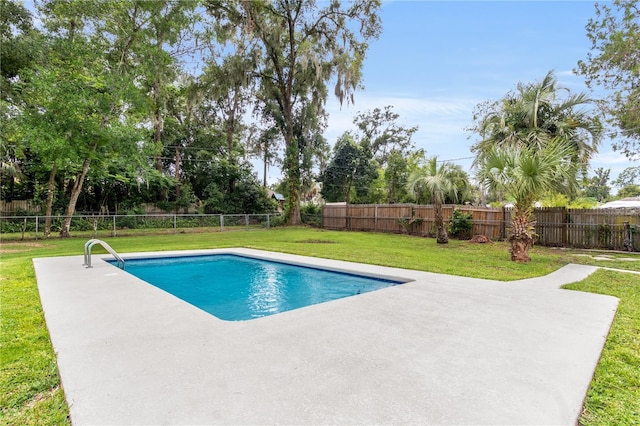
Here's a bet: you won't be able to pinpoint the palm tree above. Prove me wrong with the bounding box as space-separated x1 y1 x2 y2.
476 141 578 262
472 71 601 173
406 157 461 244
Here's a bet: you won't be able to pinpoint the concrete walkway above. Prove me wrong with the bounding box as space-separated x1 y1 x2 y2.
34 249 619 425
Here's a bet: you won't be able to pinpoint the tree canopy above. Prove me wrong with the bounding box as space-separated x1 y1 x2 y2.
470 71 602 175
206 0 382 224
319 132 378 204
1 0 384 234
353 105 417 167
577 0 640 160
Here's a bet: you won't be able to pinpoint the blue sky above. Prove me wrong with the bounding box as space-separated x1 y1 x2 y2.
317 0 636 192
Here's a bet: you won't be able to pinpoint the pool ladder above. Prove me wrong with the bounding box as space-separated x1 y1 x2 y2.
83 239 126 270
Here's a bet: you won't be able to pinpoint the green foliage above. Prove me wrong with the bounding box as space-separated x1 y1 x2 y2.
570 197 600 209
320 132 379 203
397 216 423 235
406 157 465 244
612 166 640 188
577 0 640 160
449 209 473 239
616 184 640 199
300 203 322 227
1 1 385 223
201 162 276 214
477 142 579 216
383 150 410 203
540 192 570 207
470 71 601 173
361 169 387 204
206 0 382 224
540 192 600 209
0 0 42 102
320 104 421 205
406 157 463 205
477 142 580 261
353 105 418 167
583 168 612 202
596 223 613 249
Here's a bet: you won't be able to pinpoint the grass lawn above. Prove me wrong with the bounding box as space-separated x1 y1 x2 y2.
1 227 638 425
564 270 640 426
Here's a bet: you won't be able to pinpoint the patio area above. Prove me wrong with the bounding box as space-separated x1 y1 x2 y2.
34 248 618 425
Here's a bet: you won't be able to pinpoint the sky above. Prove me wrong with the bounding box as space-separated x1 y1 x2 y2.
292 0 637 192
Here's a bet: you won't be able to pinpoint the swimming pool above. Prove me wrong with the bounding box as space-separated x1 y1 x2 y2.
116 254 406 321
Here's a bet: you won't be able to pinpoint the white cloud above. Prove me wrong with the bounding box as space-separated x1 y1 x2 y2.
592 151 635 166
556 70 576 77
324 94 478 164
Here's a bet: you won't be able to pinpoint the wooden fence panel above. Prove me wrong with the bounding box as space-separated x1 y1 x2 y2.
377 204 412 233
565 208 640 250
348 205 376 231
322 204 346 229
458 206 505 240
534 207 566 247
412 205 434 236
0 200 41 214
321 203 640 251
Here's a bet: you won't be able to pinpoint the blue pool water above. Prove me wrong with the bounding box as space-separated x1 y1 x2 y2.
116 254 405 321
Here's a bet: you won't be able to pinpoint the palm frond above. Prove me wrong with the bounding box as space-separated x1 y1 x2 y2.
406 157 461 204
476 141 578 212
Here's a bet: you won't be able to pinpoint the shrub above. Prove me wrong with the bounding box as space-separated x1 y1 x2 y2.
449 209 473 240
300 203 322 227
597 223 613 248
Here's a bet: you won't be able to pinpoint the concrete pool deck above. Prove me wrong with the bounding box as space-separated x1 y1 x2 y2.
34 248 619 425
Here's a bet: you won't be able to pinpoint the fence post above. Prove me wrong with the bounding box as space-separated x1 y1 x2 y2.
623 221 633 252
374 205 378 232
220 214 224 232
266 214 270 229
245 214 249 229
113 216 116 237
562 207 568 247
35 216 39 240
173 214 177 234
345 204 349 231
501 206 506 240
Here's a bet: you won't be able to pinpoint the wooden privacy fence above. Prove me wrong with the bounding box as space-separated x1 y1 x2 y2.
0 199 41 215
322 204 640 252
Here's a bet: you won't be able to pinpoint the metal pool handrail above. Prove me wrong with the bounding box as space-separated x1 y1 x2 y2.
83 239 125 269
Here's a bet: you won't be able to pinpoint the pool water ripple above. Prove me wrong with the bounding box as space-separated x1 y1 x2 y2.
117 254 405 321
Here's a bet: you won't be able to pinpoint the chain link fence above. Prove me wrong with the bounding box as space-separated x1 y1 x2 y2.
0 213 287 241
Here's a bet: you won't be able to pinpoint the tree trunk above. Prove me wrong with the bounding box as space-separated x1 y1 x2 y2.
153 79 163 171
285 148 301 225
174 144 181 199
44 161 58 238
226 92 239 159
434 200 448 244
509 212 534 262
263 149 268 187
60 156 92 238
262 137 269 187
284 115 301 225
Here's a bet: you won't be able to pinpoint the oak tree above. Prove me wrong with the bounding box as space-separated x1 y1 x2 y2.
577 0 640 160
207 0 381 224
